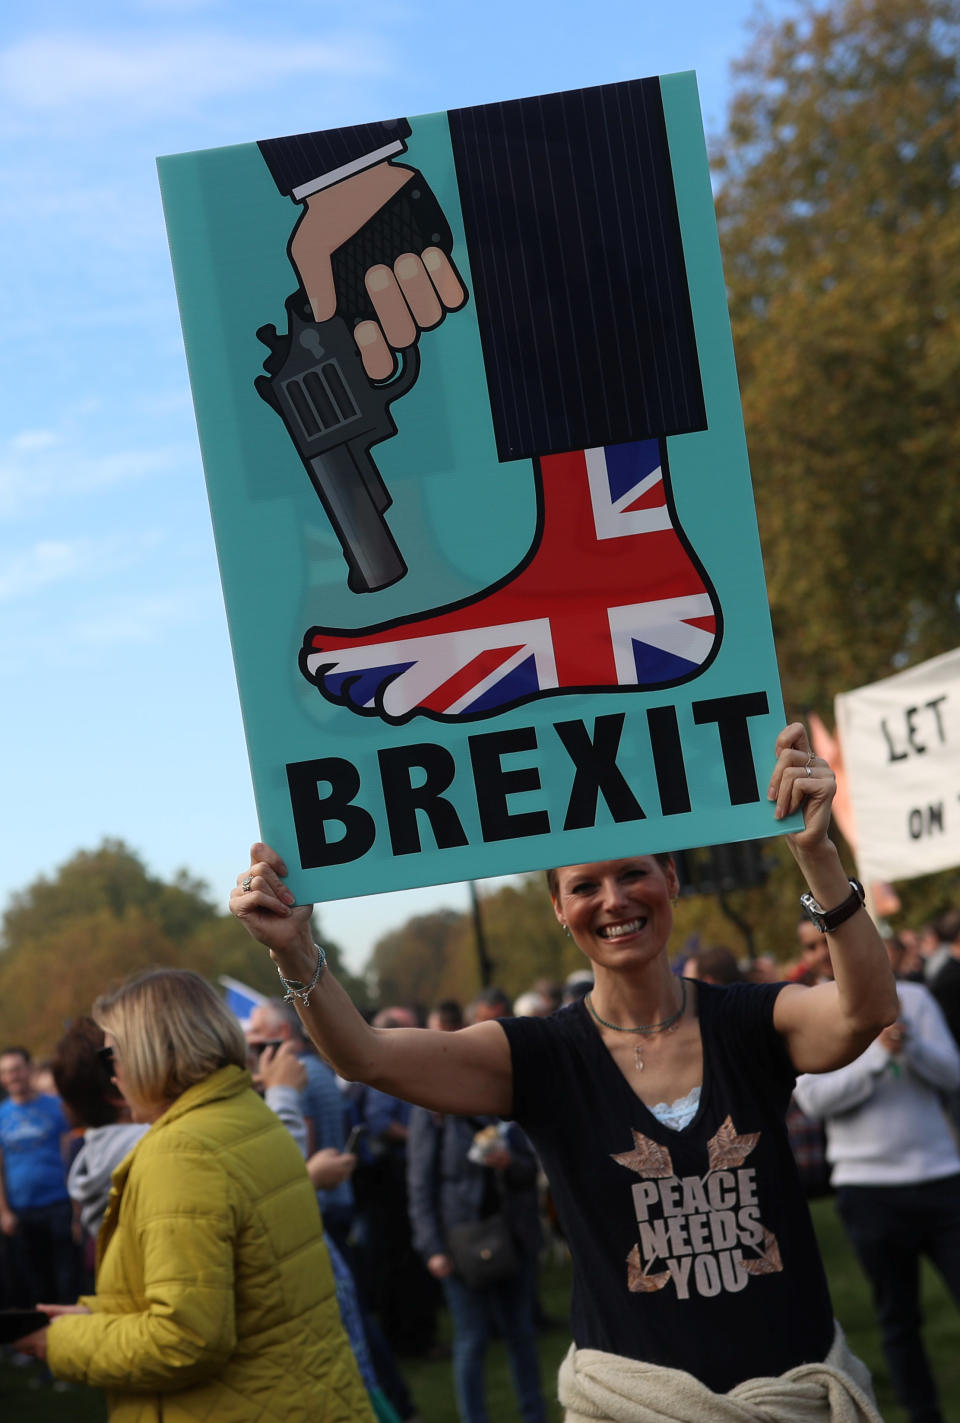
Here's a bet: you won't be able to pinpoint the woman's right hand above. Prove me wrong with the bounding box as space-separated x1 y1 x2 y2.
230 843 315 962
427 1252 455 1279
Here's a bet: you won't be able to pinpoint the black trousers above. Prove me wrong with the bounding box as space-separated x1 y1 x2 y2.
836 1174 960 1423
5 1198 81 1306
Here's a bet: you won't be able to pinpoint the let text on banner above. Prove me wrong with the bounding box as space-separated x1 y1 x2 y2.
835 647 960 883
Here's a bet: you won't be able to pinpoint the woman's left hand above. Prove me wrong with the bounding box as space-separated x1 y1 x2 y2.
13 1303 91 1361
768 723 836 854
12 1326 47 1360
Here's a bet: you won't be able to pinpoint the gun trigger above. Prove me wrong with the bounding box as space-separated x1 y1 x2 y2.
375 343 421 404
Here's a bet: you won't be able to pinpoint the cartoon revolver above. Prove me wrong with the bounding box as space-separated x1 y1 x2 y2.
255 172 466 594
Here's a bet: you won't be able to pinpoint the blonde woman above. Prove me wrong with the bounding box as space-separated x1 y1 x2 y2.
14 968 374 1423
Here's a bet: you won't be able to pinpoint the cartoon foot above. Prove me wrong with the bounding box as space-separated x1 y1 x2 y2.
300 438 720 722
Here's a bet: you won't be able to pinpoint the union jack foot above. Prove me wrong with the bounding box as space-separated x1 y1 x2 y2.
301 438 720 723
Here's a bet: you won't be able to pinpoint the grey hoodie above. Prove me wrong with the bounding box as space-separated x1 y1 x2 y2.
67 1123 148 1237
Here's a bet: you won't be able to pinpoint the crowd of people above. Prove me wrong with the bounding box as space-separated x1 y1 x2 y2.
2 728 960 1422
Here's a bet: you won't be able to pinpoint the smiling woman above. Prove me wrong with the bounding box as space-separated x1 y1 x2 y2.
231 722 899 1422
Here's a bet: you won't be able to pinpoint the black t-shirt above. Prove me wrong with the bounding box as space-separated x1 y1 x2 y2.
500 982 834 1392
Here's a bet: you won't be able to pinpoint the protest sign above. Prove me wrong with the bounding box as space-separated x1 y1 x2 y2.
158 71 798 904
835 648 960 884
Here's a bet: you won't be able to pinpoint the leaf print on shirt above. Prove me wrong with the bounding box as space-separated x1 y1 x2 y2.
707 1115 760 1171
610 1130 674 1178
611 1114 782 1299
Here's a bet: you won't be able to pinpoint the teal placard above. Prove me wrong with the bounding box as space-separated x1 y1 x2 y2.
158 72 800 904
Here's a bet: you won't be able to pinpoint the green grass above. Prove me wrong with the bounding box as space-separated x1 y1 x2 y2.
2 1200 958 1420
402 1203 960 1422
399 1255 572 1422
808 1196 960 1423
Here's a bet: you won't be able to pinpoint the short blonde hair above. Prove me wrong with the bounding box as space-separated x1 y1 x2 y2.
93 968 246 1113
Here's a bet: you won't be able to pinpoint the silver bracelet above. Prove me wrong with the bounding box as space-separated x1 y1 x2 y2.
275 942 326 1007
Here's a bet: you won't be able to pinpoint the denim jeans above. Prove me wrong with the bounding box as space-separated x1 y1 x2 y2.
442 1254 546 1423
837 1175 960 1423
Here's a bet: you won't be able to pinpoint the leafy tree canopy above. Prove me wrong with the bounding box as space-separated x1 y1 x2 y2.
1 839 217 953
0 839 361 1053
715 0 960 713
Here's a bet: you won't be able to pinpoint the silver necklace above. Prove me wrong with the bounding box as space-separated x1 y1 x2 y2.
585 979 687 1071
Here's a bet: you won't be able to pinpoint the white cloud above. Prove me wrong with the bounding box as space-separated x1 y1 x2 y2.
10 429 61 452
0 533 165 601
72 591 194 646
137 0 223 11
0 32 390 116
0 440 189 519
0 539 88 600
0 526 174 601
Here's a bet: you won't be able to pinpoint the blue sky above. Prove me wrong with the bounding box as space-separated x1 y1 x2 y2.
1 0 796 972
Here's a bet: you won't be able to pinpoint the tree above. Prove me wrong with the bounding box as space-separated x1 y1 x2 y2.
369 909 463 1009
0 840 362 1052
714 0 960 715
0 909 182 1052
1 839 217 951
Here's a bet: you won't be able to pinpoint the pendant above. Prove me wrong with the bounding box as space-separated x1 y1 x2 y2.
634 1020 679 1071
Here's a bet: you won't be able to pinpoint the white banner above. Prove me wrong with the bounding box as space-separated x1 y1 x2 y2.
835 648 960 883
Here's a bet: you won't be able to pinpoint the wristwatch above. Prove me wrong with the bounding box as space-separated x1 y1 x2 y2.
800 878 866 934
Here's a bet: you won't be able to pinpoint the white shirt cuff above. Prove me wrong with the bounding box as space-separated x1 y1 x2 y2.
293 140 406 200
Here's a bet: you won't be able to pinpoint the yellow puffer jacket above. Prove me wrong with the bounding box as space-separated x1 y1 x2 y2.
47 1065 374 1423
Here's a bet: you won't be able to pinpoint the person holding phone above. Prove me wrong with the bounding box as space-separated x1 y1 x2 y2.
14 968 374 1423
245 998 356 1254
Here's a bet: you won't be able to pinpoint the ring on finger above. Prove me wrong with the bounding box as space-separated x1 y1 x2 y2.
241 875 253 892
804 749 815 768
804 765 812 777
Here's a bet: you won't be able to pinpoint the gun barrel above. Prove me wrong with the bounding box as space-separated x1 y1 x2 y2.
307 444 407 594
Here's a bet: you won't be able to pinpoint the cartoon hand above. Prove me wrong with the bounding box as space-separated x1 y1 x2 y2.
289 161 466 380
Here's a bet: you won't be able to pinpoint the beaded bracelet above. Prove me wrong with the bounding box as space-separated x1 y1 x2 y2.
275 942 326 1007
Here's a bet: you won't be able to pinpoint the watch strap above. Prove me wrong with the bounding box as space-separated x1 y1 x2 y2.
801 879 865 934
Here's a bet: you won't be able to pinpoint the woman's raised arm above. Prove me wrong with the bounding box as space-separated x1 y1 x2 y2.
768 724 899 1073
230 843 513 1117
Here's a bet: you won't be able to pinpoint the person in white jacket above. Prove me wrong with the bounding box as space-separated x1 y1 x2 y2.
795 979 960 1423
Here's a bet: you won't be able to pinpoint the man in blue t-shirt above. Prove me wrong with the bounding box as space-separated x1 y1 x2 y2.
0 1046 80 1305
